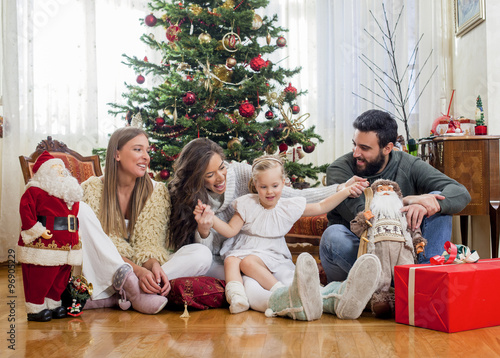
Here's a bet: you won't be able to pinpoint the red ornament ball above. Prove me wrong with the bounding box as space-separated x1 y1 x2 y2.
303 143 316 153
250 54 267 72
145 14 157 27
155 117 165 126
182 91 196 106
292 105 300 114
238 101 256 118
276 36 287 47
166 24 181 42
278 143 288 153
284 83 297 97
160 169 170 180
136 75 145 84
265 110 274 119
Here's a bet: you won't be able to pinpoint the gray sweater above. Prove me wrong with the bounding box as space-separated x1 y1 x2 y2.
326 150 471 228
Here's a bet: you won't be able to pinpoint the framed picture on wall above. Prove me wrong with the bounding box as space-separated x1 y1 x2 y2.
454 0 486 37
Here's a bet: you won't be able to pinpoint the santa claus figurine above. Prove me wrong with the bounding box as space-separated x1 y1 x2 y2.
350 179 427 318
18 151 83 322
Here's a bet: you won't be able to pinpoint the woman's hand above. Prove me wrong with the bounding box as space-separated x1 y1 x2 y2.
140 259 171 296
194 200 215 238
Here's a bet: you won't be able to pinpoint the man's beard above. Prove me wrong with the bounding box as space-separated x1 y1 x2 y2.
370 190 404 221
353 150 385 176
32 166 83 207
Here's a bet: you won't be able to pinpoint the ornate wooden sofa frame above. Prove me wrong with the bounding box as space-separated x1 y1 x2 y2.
19 136 103 184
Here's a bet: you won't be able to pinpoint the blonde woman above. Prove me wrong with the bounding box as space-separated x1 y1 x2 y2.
78 127 212 314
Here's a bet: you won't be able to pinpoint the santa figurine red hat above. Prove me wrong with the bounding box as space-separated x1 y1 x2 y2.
32 150 61 174
18 150 84 322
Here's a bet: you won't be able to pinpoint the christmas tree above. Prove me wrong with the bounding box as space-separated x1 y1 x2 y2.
108 0 325 186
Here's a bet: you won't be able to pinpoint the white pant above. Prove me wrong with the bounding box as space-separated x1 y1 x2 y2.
78 202 212 299
206 260 294 312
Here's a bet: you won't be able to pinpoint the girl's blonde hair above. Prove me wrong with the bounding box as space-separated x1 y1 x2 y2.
248 155 285 193
100 127 153 239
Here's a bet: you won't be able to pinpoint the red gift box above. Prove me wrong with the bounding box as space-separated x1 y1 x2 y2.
395 259 500 333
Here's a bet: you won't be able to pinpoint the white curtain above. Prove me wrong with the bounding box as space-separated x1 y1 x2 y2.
0 0 158 262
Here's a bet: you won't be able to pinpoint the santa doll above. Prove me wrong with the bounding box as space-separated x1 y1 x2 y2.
18 151 83 322
350 179 426 318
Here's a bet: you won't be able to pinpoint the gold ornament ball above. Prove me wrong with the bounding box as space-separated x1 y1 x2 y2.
252 14 263 30
228 138 241 149
198 32 212 44
212 65 232 87
226 57 237 68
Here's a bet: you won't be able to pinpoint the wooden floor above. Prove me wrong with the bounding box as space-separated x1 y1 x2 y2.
2 264 500 358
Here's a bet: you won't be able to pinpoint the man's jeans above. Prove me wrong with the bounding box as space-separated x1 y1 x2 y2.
319 213 452 283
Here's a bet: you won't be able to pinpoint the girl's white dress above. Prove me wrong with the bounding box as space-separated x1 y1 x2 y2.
219 194 307 273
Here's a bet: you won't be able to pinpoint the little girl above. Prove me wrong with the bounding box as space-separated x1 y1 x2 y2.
194 155 364 315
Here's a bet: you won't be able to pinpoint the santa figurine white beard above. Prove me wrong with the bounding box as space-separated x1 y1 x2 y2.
369 189 408 232
29 162 83 209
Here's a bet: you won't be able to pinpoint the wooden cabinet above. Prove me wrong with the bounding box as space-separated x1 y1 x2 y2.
419 136 500 258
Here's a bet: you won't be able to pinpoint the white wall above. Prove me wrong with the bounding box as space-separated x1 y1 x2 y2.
451 0 500 258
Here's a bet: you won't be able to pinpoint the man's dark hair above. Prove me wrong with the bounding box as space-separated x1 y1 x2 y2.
353 110 398 148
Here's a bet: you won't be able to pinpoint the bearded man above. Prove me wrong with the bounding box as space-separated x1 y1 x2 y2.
18 151 83 322
350 179 426 318
320 110 471 287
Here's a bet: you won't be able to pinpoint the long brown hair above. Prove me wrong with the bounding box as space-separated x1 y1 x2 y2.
168 138 225 250
100 127 153 238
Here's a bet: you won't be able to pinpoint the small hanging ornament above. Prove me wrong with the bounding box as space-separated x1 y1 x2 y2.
155 117 165 126
160 169 170 180
292 104 300 114
303 142 316 153
284 83 298 98
166 24 181 42
238 100 256 118
145 14 157 27
143 56 148 62
265 110 274 119
297 146 306 159
252 14 263 30
198 32 212 44
136 75 145 84
278 143 288 153
250 54 269 72
266 32 272 45
226 57 237 68
204 108 217 121
182 91 197 106
228 137 241 149
222 24 241 52
276 36 287 47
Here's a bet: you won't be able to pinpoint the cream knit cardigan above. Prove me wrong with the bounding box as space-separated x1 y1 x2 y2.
82 176 171 266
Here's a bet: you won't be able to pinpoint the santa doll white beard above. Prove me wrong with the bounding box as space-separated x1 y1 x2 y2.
370 190 405 224
32 166 83 207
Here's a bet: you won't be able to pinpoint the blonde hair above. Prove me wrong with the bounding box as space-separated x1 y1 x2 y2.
100 127 153 238
248 155 285 193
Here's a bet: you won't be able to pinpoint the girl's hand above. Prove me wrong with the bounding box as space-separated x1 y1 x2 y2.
337 176 369 198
